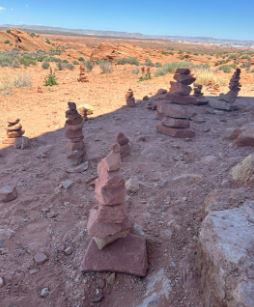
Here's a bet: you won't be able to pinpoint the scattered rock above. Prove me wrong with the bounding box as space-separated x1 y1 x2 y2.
230 154 254 185
0 185 17 202
34 252 48 264
61 179 74 190
125 177 140 193
91 289 104 303
66 161 89 173
15 136 30 149
40 287 49 298
63 246 73 256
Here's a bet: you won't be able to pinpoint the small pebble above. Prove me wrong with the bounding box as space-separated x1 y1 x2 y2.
64 246 73 256
40 287 49 298
34 252 48 264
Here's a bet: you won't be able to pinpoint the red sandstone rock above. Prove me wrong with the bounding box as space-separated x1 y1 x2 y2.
157 102 193 119
102 144 121 172
95 175 126 206
77 64 88 82
157 123 195 138
82 234 148 277
116 132 129 146
2 118 25 146
116 132 130 158
169 81 192 96
162 117 190 129
88 209 132 238
174 73 196 85
96 205 126 224
167 94 198 105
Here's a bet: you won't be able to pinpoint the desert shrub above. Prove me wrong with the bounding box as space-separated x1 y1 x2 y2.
138 72 152 82
57 62 63 70
218 64 234 73
6 29 11 34
99 60 112 73
154 61 193 77
161 50 174 56
4 40 11 44
78 56 85 62
62 59 69 64
13 74 32 88
144 58 154 67
49 47 64 56
85 60 94 72
132 68 139 74
116 57 139 66
42 62 50 69
240 61 252 71
155 62 162 68
65 63 74 70
73 60 79 65
46 39 51 44
20 54 36 66
44 71 58 86
30 32 36 37
0 77 13 95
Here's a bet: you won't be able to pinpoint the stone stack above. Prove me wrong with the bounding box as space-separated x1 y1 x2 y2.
82 159 148 277
77 64 88 82
2 118 25 145
168 68 197 105
219 68 241 103
116 132 130 158
125 89 136 107
65 102 86 166
193 83 209 105
156 103 195 138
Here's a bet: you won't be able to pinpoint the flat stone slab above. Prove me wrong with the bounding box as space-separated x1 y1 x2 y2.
209 99 238 111
82 234 148 277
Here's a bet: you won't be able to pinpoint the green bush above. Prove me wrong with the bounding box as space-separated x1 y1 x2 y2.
154 61 193 77
144 58 154 67
73 60 79 65
99 60 112 73
218 64 234 73
4 40 11 44
85 60 94 72
138 71 152 82
78 57 85 62
42 62 50 69
116 57 139 66
44 71 58 86
20 54 36 67
131 68 139 74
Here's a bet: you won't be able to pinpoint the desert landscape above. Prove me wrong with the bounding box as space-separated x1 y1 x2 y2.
0 25 254 307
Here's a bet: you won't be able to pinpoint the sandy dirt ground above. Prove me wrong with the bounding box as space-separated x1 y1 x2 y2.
1 41 254 306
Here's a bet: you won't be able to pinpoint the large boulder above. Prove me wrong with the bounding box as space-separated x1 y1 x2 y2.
199 201 254 307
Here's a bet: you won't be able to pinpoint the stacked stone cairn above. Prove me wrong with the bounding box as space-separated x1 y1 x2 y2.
116 132 130 158
193 83 209 105
65 102 86 166
77 64 88 82
156 103 195 138
168 68 198 105
219 68 241 103
82 153 148 276
125 89 136 107
2 118 25 145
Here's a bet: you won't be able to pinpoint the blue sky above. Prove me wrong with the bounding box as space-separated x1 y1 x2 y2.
0 0 254 40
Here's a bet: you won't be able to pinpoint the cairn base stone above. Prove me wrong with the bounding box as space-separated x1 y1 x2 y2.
157 123 195 138
82 234 148 277
168 95 198 105
209 100 238 111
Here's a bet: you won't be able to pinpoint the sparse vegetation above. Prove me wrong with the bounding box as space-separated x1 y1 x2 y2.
42 62 50 69
144 58 154 67
154 61 193 76
85 60 94 72
44 70 58 86
4 40 11 44
99 60 112 73
116 57 139 66
131 68 139 74
13 73 32 88
218 64 235 73
194 67 227 86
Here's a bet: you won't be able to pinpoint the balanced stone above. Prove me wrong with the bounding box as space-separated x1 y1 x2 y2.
77 64 88 82
116 132 130 158
219 68 241 104
2 118 25 146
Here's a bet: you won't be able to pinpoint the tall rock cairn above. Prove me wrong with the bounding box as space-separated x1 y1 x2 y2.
219 68 241 103
65 102 86 166
82 154 148 276
168 68 197 105
77 64 88 83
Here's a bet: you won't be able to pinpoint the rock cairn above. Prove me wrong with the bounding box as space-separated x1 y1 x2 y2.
125 89 136 107
82 158 148 276
65 102 86 166
168 68 197 105
77 64 88 82
193 83 203 97
116 132 130 158
219 68 241 103
2 118 25 145
156 103 195 138
193 83 209 105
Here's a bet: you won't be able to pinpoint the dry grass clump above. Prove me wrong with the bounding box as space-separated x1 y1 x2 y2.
193 67 227 86
0 73 32 95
